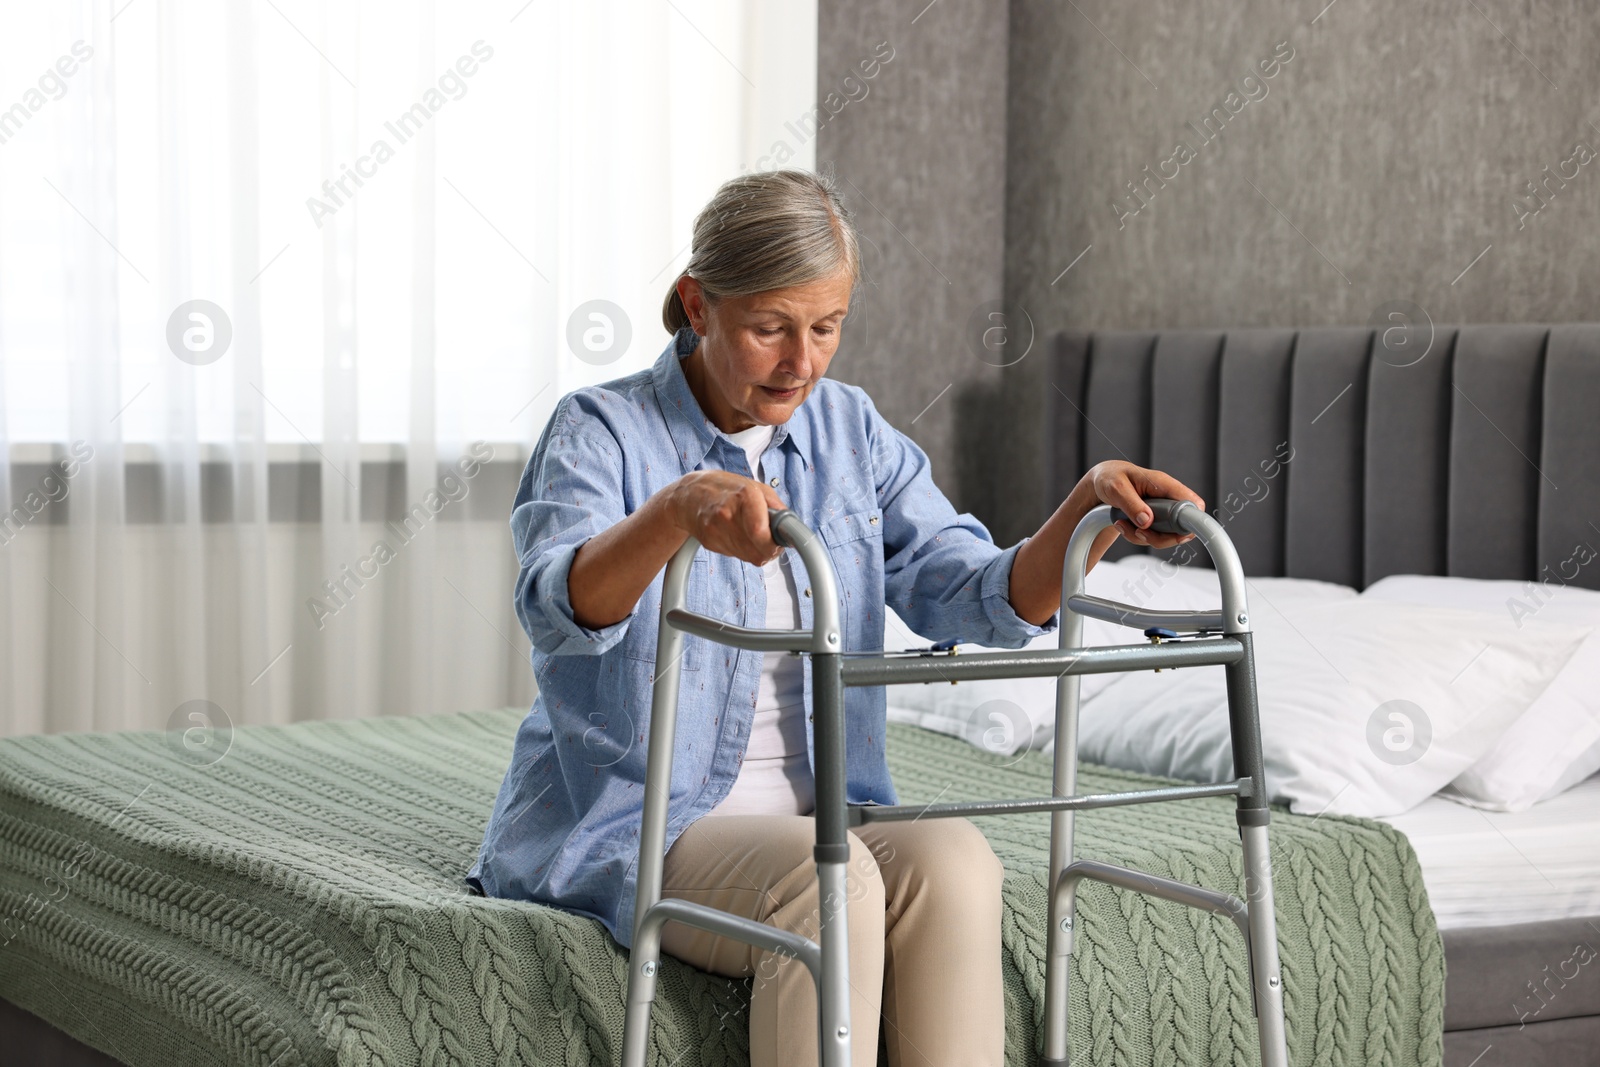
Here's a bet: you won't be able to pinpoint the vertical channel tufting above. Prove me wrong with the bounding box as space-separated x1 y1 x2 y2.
1048 331 1092 504
1083 332 1156 563
1537 325 1600 591
1215 329 1297 576
1448 325 1549 579
1082 331 1155 467
1060 323 1600 587
1149 332 1223 569
1285 328 1371 588
1364 327 1456 587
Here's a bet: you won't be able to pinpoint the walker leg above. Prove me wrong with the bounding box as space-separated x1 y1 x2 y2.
814 858 852 1066
620 935 660 1067
1042 613 1086 1067
621 550 695 1067
1041 872 1079 1066
1241 820 1289 1067
811 652 853 1067
1226 632 1289 1067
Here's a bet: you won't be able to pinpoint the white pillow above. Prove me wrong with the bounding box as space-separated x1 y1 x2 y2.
883 557 1225 755
1362 574 1600 811
1061 598 1588 817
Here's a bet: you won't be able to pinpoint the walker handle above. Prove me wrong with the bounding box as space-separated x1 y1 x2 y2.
1064 497 1248 635
767 506 809 549
1108 498 1196 536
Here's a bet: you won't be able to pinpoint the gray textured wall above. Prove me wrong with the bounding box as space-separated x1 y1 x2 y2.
823 0 1599 547
998 0 1600 542
814 0 1015 534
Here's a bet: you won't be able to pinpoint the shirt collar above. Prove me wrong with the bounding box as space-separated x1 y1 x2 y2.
651 326 814 471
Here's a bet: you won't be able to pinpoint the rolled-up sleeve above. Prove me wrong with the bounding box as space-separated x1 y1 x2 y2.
511 400 635 656
863 392 1059 648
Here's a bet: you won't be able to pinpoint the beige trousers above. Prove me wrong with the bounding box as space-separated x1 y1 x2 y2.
659 813 1007 1067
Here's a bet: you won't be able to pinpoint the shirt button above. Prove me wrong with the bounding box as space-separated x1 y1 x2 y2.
769 477 780 487
803 587 811 597
869 515 879 525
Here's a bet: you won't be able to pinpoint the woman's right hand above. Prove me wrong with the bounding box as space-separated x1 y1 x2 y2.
665 470 787 567
569 469 784 630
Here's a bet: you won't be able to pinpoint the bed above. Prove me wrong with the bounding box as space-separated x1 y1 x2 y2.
4 320 1597 1066
0 706 1440 1067
1385 779 1600 1064
1039 322 1600 1067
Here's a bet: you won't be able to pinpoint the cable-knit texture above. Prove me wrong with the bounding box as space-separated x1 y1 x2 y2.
0 709 1445 1066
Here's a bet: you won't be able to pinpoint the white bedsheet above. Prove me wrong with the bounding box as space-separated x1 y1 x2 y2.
1377 772 1600 930
888 707 1600 931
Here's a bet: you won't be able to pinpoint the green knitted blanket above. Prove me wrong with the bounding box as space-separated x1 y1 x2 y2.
0 707 1444 1067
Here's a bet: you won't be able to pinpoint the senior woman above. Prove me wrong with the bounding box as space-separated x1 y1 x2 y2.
466 169 1202 1066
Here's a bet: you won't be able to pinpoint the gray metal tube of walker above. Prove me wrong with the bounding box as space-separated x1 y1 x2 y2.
621 508 853 1067
1041 498 1265 1066
774 508 854 1067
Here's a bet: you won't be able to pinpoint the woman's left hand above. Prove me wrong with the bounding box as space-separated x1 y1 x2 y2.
1080 461 1206 550
1010 460 1209 624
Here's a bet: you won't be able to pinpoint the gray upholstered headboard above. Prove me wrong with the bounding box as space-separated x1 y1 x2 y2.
1046 324 1600 591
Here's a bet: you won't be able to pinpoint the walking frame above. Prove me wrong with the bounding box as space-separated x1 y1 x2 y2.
620 499 1290 1067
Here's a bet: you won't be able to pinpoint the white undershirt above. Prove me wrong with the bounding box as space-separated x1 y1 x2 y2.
704 423 816 818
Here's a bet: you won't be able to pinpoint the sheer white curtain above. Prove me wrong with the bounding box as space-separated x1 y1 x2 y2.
0 0 817 737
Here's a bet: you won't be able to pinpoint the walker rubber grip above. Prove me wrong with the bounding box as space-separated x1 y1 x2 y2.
1109 498 1193 536
767 507 802 548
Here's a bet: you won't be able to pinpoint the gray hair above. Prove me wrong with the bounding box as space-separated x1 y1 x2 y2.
661 169 861 334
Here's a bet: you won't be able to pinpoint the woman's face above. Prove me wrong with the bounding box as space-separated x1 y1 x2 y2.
677 267 853 434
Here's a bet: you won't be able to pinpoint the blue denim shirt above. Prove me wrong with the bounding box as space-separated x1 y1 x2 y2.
466 327 1058 949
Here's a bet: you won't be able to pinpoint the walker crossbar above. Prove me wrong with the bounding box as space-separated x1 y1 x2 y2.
1053 859 1256 1008
848 777 1252 823
1064 593 1226 633
837 636 1244 685
635 898 823 978
663 606 814 651
620 499 1289 1067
